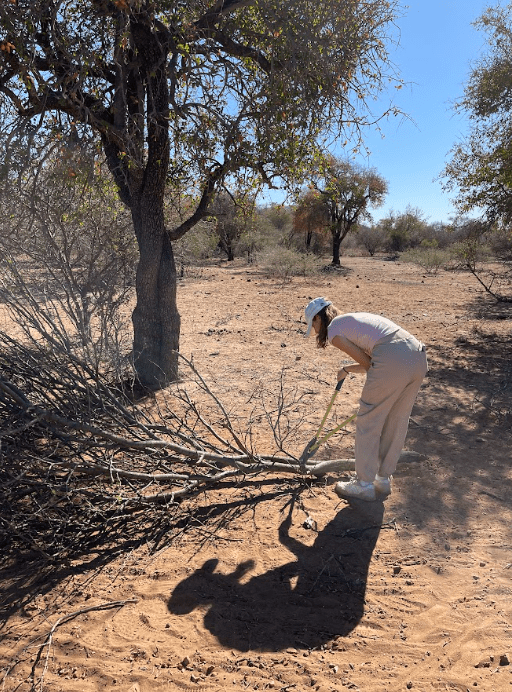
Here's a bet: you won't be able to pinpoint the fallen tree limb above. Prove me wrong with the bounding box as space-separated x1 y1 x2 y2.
30 599 139 691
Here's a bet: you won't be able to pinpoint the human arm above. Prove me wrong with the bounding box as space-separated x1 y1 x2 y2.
331 334 372 375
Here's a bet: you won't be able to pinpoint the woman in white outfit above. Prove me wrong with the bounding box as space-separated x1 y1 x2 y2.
304 297 428 502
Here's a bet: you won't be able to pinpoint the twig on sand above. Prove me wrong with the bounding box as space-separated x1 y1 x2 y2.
29 599 138 691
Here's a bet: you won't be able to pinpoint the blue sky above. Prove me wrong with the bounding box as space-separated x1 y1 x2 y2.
263 0 493 225
350 0 491 224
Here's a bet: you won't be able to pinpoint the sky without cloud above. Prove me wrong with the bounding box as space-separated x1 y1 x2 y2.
264 0 492 225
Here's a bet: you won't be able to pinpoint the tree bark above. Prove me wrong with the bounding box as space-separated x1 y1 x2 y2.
332 230 342 265
131 195 180 389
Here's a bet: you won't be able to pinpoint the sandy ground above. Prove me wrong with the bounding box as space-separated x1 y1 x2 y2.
1 256 512 692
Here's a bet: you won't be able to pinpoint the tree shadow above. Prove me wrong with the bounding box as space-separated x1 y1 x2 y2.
168 497 384 651
392 323 512 535
0 482 307 631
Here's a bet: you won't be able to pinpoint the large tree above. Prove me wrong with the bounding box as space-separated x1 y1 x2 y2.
0 0 402 388
442 2 512 224
312 156 388 265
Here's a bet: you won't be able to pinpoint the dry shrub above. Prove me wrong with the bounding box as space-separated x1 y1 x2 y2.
257 247 322 279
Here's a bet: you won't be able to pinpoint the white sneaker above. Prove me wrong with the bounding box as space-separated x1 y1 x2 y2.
334 478 376 502
374 475 392 496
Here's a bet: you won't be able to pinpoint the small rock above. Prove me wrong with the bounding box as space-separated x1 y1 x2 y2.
393 566 401 575
475 659 491 669
499 653 510 666
407 683 413 689
206 665 215 675
190 673 200 683
181 656 191 668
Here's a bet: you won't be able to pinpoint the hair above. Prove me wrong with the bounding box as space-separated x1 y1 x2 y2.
316 303 340 348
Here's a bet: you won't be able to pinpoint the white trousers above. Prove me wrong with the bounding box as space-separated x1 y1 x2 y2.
354 330 428 483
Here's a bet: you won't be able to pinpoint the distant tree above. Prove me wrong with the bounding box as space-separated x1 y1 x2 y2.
357 224 387 256
210 192 243 262
312 157 388 265
292 190 328 251
264 204 293 237
380 206 429 253
0 0 402 388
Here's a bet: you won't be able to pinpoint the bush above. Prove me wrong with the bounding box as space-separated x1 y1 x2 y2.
448 239 492 270
400 245 451 274
357 225 387 256
174 219 218 267
257 247 322 279
489 227 512 261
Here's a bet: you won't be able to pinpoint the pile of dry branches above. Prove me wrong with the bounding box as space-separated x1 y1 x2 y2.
0 328 332 563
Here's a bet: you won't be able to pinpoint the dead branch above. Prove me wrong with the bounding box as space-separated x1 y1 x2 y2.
0 327 322 563
30 599 138 691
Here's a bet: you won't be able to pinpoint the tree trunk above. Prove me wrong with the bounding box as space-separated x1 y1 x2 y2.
131 195 180 389
332 230 342 265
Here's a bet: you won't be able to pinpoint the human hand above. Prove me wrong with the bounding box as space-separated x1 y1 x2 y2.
337 367 349 381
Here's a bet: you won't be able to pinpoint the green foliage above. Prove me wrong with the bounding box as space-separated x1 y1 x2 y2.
400 246 450 274
420 238 438 249
378 206 430 252
448 239 493 270
0 0 405 385
308 155 388 264
0 0 404 209
442 2 512 223
250 205 295 257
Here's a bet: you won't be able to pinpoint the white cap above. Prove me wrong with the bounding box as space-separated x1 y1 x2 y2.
304 297 332 336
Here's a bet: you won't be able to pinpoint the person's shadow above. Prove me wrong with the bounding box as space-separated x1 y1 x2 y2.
168 498 385 651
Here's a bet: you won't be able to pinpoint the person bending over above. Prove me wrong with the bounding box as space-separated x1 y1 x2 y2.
304 297 428 502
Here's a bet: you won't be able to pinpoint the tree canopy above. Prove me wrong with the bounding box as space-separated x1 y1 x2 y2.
443 2 512 224
0 0 403 388
311 156 388 264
